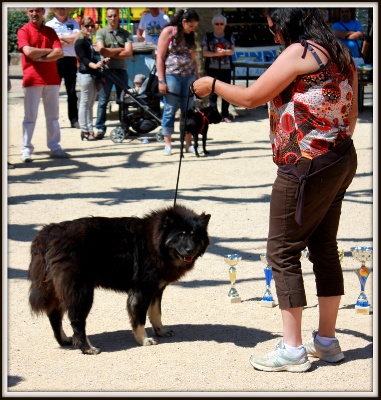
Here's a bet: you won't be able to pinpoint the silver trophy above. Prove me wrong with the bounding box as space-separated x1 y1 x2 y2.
259 254 275 307
301 248 309 260
351 246 373 314
224 254 242 303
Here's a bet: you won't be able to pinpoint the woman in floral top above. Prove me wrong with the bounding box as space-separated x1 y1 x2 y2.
157 9 199 156
191 8 358 372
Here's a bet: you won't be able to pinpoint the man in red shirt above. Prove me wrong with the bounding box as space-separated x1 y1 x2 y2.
17 7 70 162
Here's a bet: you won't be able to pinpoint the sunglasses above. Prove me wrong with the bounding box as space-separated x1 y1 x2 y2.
84 24 95 28
107 14 118 18
214 23 224 26
269 25 276 36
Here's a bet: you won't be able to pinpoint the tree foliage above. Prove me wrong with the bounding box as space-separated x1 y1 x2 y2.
8 10 29 52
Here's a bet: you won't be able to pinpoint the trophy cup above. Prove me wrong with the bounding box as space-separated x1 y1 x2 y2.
223 254 242 303
338 249 345 263
351 246 373 315
301 248 309 260
259 254 275 307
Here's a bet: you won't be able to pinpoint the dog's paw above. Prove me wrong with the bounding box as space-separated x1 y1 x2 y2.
82 346 101 355
154 326 175 337
142 337 158 346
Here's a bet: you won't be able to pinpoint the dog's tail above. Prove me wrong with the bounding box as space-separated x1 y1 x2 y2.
28 226 59 315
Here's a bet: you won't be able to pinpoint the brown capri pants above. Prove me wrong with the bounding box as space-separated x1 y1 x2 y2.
266 140 357 309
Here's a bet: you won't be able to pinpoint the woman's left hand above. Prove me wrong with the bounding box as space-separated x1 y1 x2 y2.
191 76 214 98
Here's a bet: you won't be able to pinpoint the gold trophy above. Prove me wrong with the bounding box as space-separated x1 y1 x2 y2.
351 246 372 315
338 249 345 263
224 254 242 303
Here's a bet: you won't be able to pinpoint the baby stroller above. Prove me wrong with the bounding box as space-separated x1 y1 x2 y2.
103 58 164 143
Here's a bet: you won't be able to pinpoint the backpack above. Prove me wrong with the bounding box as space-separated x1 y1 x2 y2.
204 31 233 71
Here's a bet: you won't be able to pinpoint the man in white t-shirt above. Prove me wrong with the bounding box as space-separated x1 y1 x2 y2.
46 8 80 128
137 8 170 45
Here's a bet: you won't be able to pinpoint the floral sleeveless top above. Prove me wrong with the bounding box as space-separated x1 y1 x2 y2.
165 28 196 76
269 41 355 165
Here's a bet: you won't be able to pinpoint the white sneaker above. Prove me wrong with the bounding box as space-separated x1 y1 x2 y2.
304 330 344 363
163 146 172 156
249 340 311 372
21 150 32 162
49 149 71 159
186 145 195 154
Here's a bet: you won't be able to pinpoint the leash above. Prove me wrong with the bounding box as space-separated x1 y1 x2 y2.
172 77 217 207
173 90 193 207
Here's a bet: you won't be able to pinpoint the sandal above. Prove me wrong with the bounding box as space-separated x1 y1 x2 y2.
81 132 97 141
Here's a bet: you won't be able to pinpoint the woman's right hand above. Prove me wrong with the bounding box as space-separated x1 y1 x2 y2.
159 81 167 94
191 76 214 98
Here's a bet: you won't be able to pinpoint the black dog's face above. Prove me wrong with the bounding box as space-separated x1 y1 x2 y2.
163 212 211 267
200 106 222 124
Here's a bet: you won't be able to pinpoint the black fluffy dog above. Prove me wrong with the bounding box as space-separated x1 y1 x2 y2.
182 106 222 157
28 204 211 355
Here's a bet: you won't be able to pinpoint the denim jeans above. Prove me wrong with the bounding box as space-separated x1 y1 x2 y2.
162 74 195 135
77 73 98 133
96 69 128 133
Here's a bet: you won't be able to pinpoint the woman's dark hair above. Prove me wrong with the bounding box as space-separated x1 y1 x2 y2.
270 8 354 77
169 8 199 50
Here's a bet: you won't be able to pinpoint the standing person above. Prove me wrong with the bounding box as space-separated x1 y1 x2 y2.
74 17 110 141
332 8 364 61
17 7 70 162
191 8 358 372
361 22 373 64
94 8 133 140
202 13 235 123
156 9 200 156
137 8 170 45
8 46 15 169
46 7 80 129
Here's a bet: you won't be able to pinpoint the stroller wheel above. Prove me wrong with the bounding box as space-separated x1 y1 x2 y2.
155 129 164 142
110 127 126 143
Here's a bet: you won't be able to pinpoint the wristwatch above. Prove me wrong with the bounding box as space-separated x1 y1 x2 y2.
158 79 165 84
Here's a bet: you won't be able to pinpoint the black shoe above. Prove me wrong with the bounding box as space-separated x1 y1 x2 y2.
71 121 80 129
94 130 105 140
81 132 97 141
8 162 15 169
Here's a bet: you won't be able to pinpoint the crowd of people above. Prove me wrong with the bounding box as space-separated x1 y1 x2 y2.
11 6 369 162
9 5 369 374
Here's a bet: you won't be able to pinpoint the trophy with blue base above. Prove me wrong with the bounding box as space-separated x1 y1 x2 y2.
351 246 373 315
224 254 242 303
260 254 275 308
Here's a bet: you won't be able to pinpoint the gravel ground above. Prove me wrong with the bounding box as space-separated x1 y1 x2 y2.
4 77 376 397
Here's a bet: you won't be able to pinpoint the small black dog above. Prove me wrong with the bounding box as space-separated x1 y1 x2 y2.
182 106 221 157
28 204 211 355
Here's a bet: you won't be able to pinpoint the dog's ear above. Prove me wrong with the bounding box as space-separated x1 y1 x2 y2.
199 213 211 227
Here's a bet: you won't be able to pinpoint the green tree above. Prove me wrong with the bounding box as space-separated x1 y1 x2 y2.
8 9 29 53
